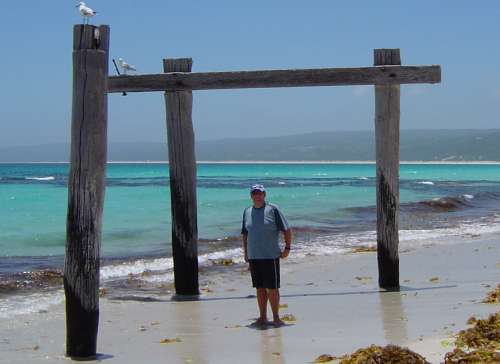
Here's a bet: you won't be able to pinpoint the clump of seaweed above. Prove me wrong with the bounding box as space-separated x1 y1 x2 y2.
443 311 500 363
313 354 337 363
352 246 377 253
0 280 20 294
338 344 430 364
210 258 235 266
159 337 181 344
454 312 499 351
444 348 500 363
483 284 500 304
281 314 296 322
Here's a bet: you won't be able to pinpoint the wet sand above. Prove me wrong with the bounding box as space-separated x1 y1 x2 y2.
1 233 498 363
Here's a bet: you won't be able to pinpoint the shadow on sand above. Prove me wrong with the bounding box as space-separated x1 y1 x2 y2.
107 284 457 303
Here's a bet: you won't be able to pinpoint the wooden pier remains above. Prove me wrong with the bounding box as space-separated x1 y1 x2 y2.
163 58 199 296
65 23 441 358
65 24 109 359
374 49 402 290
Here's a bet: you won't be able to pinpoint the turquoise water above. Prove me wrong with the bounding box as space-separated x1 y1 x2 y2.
1 163 500 259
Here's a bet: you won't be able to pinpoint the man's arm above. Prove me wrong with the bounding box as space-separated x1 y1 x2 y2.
242 233 248 262
280 229 292 258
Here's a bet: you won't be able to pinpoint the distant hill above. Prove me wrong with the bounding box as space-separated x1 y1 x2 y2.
1 129 499 162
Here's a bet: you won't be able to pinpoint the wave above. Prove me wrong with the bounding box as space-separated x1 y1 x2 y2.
416 196 471 211
100 215 500 281
100 248 244 281
417 181 434 185
25 176 55 181
0 269 63 294
0 290 64 319
2 214 500 318
346 192 500 216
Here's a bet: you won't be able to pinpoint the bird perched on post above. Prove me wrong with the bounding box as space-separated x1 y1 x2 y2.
118 58 137 75
76 2 97 24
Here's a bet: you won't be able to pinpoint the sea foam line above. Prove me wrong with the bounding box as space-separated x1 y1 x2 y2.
2 217 500 319
25 176 55 181
0 290 64 319
100 217 500 282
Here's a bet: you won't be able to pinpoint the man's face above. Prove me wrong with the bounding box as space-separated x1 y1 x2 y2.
251 191 265 205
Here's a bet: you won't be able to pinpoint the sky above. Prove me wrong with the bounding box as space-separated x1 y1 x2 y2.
1 1 499 147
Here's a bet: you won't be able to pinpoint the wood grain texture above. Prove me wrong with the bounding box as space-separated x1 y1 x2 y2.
374 49 400 291
163 58 199 296
65 24 109 359
108 65 441 93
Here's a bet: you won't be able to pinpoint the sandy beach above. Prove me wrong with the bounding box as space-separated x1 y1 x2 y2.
1 233 498 364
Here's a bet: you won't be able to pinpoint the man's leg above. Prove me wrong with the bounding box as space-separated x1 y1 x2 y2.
267 288 284 326
256 288 268 323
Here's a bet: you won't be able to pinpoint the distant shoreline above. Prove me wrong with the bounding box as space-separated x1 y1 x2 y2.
1 160 500 165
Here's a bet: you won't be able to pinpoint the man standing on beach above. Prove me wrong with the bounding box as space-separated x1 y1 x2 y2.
242 184 292 328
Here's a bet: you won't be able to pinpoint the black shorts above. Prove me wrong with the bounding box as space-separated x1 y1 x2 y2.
249 258 280 289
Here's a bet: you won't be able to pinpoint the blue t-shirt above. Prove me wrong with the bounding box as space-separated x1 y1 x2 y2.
241 203 290 259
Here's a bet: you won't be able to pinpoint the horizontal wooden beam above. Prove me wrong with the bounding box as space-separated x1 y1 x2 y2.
107 65 441 93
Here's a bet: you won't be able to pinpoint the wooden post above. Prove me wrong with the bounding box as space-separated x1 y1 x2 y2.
374 49 400 291
163 58 199 296
65 24 109 359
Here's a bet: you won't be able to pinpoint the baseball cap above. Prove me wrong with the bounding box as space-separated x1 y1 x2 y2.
250 184 265 193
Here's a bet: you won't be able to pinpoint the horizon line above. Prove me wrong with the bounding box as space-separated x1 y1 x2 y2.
1 160 500 165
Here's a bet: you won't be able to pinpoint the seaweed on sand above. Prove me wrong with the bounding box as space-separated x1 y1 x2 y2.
351 246 377 253
454 312 499 351
338 344 430 364
159 337 182 344
210 258 235 266
444 348 500 363
281 314 296 322
483 284 500 304
444 311 500 363
313 354 337 363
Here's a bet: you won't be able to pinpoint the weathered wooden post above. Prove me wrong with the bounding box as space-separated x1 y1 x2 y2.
163 58 199 296
65 24 109 359
374 49 401 291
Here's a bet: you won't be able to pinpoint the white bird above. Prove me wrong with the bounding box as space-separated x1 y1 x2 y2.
76 2 96 24
118 58 137 75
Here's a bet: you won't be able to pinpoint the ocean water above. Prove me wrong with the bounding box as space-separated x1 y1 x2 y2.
1 162 500 317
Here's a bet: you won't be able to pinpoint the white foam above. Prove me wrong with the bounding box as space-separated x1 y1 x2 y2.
358 177 369 180
99 248 244 282
462 194 474 200
25 176 55 181
0 290 64 319
100 257 174 280
289 216 500 260
417 181 434 185
100 216 500 284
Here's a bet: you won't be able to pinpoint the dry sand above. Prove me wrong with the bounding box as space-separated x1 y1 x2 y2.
1 233 498 363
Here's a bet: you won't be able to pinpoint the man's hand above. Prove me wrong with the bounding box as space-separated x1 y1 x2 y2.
281 230 292 259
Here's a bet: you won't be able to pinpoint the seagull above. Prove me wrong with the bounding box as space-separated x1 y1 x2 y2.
76 2 96 24
118 58 137 75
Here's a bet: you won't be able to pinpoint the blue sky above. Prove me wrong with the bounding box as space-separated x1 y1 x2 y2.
1 1 499 146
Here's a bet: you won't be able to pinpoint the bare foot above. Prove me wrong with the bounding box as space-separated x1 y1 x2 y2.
252 317 268 328
273 318 285 328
